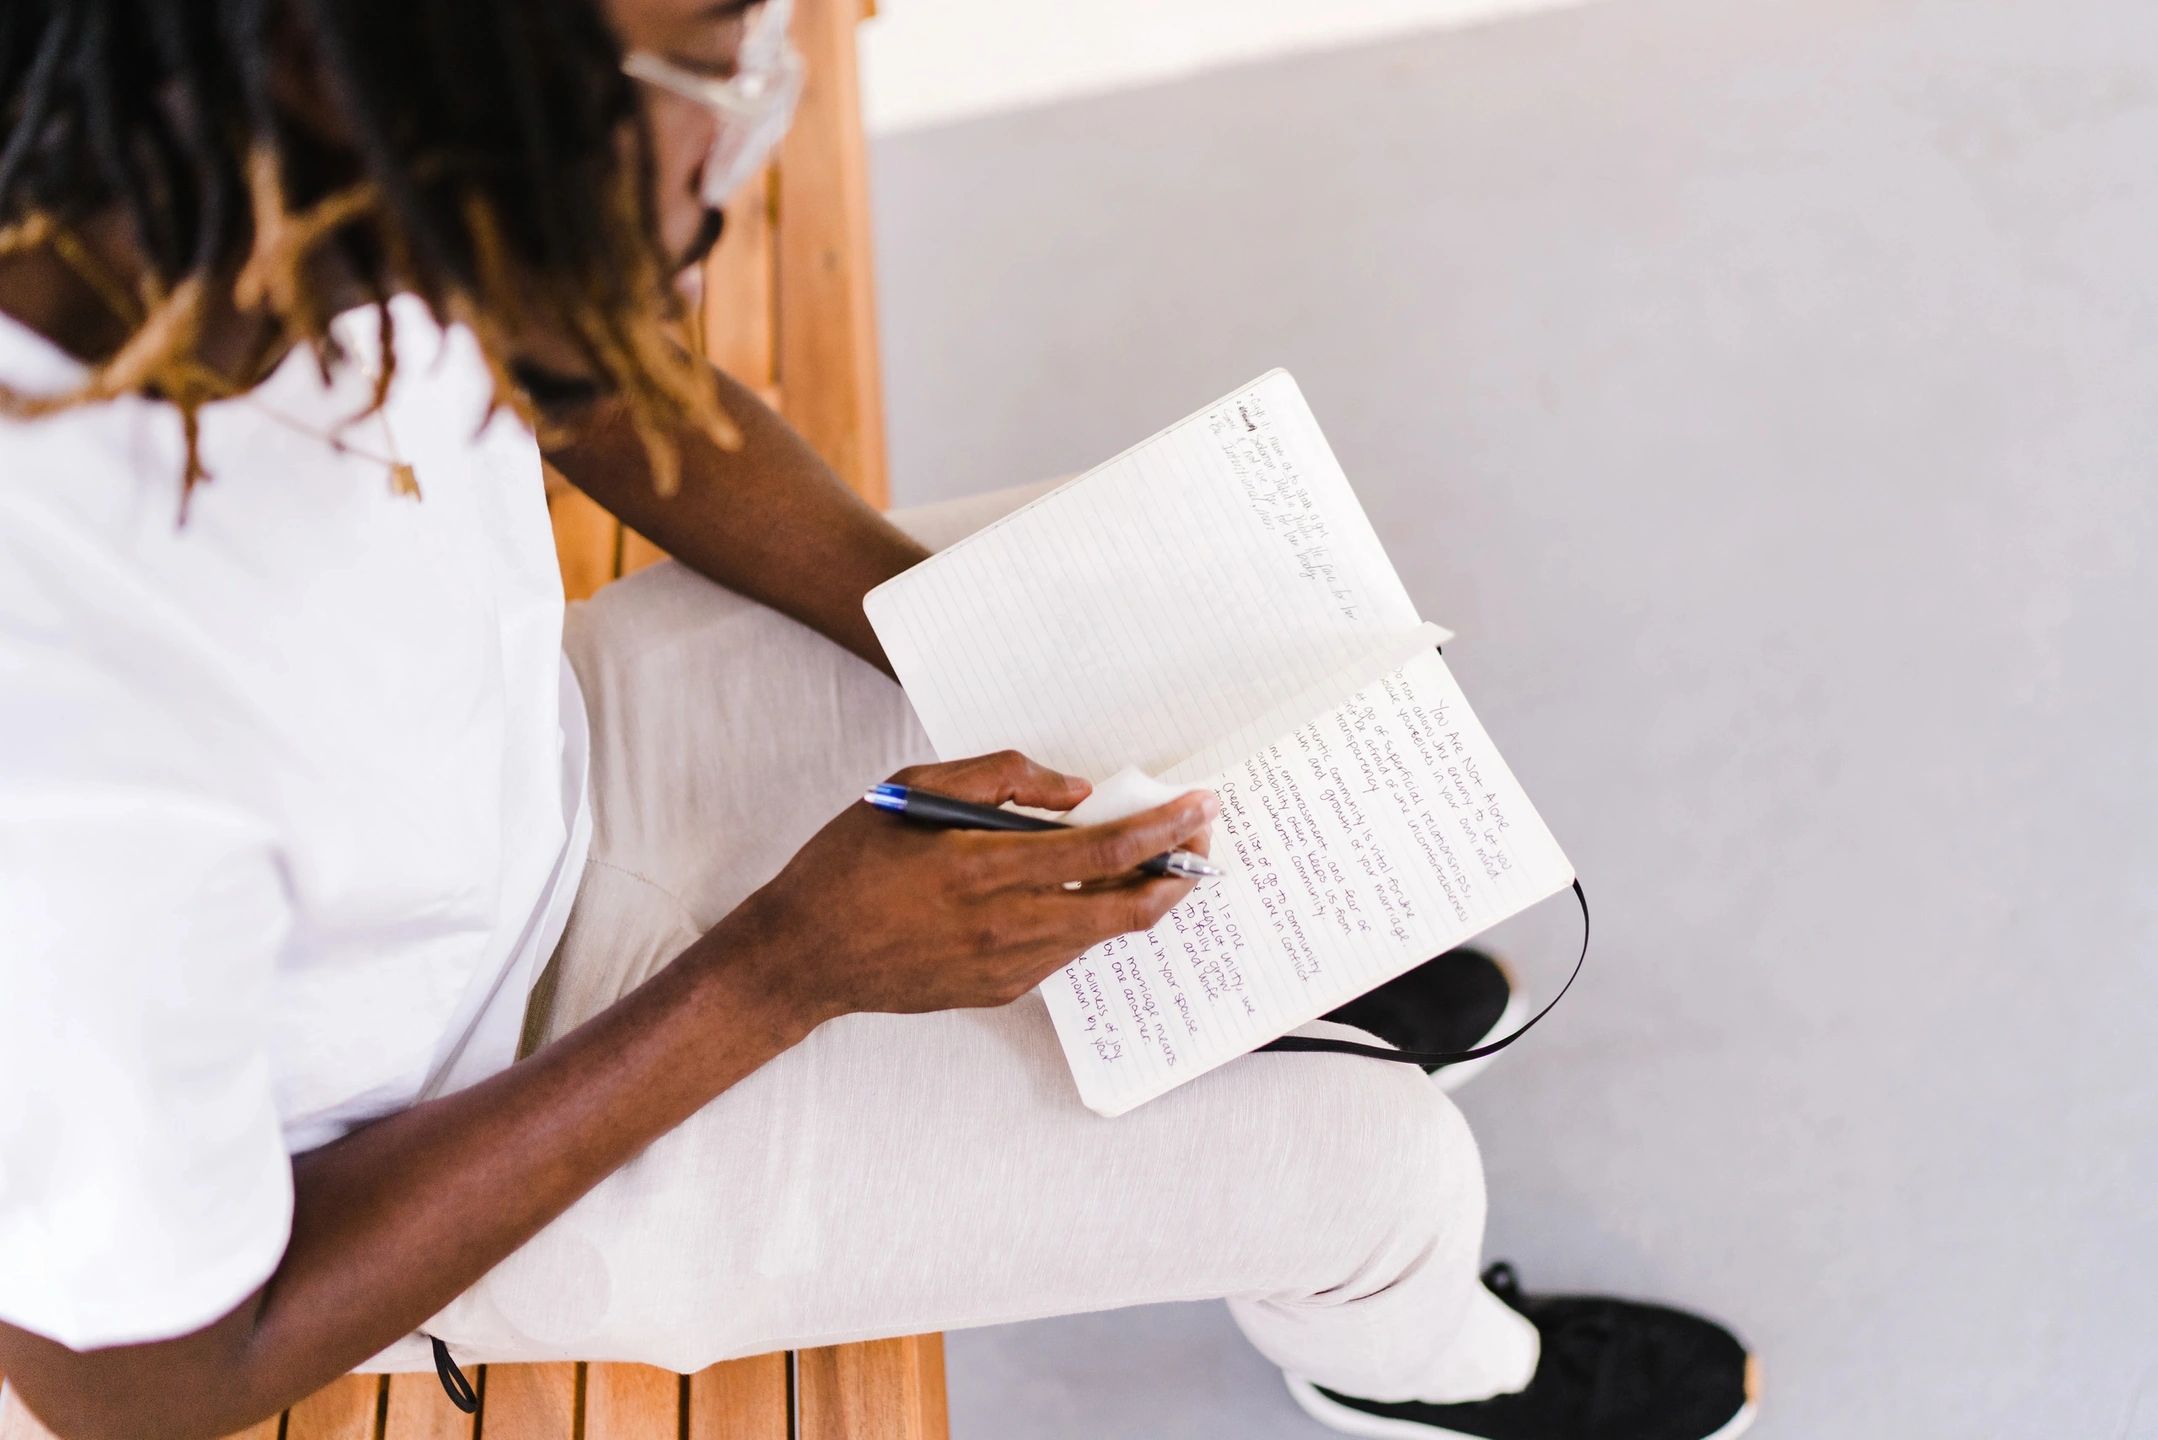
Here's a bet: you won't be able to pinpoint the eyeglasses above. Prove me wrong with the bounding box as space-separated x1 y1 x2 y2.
621 0 804 207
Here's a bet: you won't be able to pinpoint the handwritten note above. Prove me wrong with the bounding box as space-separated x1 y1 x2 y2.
1207 385 1366 621
1040 649 1571 1115
865 371 1429 783
865 371 1572 1115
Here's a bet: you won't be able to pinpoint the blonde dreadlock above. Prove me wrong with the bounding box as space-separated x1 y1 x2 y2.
0 0 740 510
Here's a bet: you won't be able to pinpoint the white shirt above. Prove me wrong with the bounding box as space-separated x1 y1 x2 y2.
0 300 592 1349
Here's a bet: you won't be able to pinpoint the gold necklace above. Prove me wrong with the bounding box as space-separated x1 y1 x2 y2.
230 385 422 500
46 231 421 500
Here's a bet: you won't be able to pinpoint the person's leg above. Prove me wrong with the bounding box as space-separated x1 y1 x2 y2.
436 480 1536 1404
526 479 1065 1038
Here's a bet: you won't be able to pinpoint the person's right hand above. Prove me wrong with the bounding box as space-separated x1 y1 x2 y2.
721 750 1218 1025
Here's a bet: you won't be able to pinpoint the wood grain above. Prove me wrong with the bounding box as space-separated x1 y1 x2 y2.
917 1333 949 1440
382 1372 478 1440
618 527 671 578
548 474 623 602
477 1362 578 1439
798 1335 948 1440
686 1355 790 1440
704 167 777 394
219 1420 289 1440
284 1373 383 1440
581 1363 680 1440
776 0 890 505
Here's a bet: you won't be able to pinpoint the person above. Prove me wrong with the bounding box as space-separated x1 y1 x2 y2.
0 3 1758 1438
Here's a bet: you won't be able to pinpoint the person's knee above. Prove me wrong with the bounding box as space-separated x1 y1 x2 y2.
1342 1059 1482 1210
1249 1049 1487 1244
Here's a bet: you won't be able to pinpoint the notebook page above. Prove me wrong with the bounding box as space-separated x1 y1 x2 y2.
1044 648 1575 1116
1159 623 1448 786
865 371 1433 780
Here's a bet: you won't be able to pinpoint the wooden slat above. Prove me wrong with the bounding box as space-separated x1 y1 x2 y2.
617 528 669 578
476 1361 578 1439
285 1373 383 1440
547 475 622 602
917 1334 948 1440
704 167 777 393
382 1372 479 1440
775 0 890 505
686 1355 789 1440
221 1420 288 1440
581 1362 679 1440
797 1336 946 1440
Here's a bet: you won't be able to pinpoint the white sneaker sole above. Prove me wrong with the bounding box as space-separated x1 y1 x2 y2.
1284 1359 1761 1440
1428 982 1531 1094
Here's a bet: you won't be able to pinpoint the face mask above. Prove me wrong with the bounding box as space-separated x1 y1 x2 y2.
622 0 806 208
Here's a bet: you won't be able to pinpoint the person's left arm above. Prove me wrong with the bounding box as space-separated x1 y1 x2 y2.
541 362 927 676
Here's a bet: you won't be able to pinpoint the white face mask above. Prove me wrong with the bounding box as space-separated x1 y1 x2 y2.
622 0 806 209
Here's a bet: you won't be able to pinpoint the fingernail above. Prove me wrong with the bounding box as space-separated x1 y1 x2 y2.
1196 792 1220 820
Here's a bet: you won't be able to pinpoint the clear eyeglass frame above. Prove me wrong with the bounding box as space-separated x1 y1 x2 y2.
619 44 804 125
621 35 806 206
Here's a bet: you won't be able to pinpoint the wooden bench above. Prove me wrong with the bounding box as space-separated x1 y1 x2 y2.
3 2 950 1436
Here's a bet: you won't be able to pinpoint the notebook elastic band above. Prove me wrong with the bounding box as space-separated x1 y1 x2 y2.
429 1335 479 1414
1259 878 1589 1068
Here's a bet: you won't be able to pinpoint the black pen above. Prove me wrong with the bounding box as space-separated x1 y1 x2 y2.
862 782 1223 880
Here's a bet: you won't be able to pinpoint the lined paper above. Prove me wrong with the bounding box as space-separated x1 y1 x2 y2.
1043 648 1572 1114
865 371 1437 781
866 371 1571 1114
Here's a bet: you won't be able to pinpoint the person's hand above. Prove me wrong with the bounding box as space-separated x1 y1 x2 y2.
722 750 1217 1024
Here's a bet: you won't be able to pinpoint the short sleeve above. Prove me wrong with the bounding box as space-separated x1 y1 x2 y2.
0 791 296 1350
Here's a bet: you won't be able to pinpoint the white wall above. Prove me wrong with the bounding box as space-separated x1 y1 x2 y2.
859 0 1605 134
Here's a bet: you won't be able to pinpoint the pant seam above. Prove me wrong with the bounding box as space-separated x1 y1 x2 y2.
583 853 704 939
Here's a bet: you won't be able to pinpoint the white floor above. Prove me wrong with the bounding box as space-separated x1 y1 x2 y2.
867 0 2158 1434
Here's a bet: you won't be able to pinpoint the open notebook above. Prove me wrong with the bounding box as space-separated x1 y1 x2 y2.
865 371 1575 1116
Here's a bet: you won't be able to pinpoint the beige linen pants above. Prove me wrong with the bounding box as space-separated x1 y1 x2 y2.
424 483 1539 1405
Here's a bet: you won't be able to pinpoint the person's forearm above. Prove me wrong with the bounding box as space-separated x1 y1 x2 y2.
4 901 822 1440
542 364 928 675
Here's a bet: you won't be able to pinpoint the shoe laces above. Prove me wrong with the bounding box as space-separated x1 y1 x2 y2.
1481 1263 1671 1429
1482 1261 1524 1304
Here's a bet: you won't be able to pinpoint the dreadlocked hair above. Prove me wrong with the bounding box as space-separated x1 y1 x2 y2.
0 0 739 508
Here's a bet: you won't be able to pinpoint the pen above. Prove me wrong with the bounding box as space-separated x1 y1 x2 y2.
862 782 1224 881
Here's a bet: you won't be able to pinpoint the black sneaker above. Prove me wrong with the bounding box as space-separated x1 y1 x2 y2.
1324 948 1528 1091
1285 1264 1759 1440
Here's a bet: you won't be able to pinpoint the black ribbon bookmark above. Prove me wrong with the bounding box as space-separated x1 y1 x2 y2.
430 1334 480 1414
1259 879 1590 1069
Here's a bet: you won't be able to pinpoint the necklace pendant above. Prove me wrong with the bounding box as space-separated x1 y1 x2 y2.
389 463 423 501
